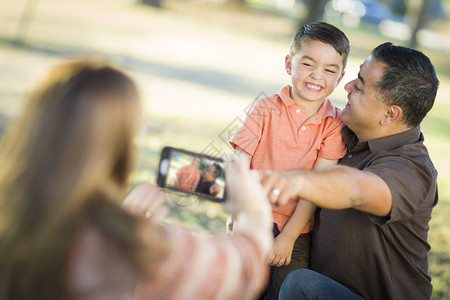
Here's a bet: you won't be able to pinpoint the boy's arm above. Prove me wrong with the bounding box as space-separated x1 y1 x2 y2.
267 199 315 266
268 157 338 267
234 146 252 168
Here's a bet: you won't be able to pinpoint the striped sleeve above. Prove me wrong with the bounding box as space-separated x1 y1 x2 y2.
138 225 268 300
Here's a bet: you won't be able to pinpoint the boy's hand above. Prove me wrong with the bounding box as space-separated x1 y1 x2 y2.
267 233 296 267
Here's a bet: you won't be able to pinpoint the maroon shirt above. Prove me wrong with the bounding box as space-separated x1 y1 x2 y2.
311 126 438 300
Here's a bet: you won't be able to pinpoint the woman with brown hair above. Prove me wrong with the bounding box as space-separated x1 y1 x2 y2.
0 58 273 300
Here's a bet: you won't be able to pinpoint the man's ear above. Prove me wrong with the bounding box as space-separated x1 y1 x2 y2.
381 105 403 125
285 55 292 75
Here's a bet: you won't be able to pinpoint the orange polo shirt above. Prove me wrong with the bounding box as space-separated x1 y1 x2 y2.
175 166 201 191
230 85 346 232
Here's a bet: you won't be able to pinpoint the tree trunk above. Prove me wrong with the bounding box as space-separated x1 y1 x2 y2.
302 0 328 26
225 0 245 6
407 0 431 48
138 0 162 8
16 0 39 44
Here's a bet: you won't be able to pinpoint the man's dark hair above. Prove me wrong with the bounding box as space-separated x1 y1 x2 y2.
212 163 222 179
371 42 439 128
290 22 350 69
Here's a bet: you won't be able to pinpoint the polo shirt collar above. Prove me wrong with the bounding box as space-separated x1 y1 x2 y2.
343 125 422 153
279 85 297 107
279 85 337 122
342 126 359 150
317 98 338 119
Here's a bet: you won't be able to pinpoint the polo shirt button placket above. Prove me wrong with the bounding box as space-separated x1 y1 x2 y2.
301 126 306 131
295 108 301 114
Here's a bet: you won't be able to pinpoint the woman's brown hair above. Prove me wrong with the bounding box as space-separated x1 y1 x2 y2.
0 58 166 299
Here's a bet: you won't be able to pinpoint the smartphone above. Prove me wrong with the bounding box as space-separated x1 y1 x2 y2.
157 146 227 203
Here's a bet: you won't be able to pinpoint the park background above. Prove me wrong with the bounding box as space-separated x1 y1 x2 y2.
0 0 449 298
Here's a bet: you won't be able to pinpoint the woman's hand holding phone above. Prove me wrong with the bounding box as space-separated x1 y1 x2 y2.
122 183 169 224
224 154 273 255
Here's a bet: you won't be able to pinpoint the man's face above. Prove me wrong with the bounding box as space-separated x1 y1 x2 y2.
202 165 216 179
342 56 389 140
207 165 216 178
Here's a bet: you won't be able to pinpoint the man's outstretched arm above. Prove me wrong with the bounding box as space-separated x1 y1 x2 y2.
260 166 392 217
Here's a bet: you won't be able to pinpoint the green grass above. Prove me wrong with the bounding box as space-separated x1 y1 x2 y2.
421 100 450 299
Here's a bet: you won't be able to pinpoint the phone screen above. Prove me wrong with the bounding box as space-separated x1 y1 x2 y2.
157 147 226 202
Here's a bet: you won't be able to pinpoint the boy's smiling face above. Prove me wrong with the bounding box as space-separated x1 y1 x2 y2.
285 39 345 106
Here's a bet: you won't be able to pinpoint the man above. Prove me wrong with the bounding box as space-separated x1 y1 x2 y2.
195 163 223 197
260 42 439 299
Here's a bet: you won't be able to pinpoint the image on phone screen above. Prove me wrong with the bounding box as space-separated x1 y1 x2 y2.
158 147 226 202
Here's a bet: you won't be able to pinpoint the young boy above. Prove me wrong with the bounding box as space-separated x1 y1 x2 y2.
174 156 201 191
228 22 350 300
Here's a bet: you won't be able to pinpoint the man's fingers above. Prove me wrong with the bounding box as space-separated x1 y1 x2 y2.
260 172 279 196
260 174 297 208
260 172 295 208
266 179 287 206
274 184 294 207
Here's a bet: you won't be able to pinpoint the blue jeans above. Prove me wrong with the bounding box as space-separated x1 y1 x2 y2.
279 269 364 300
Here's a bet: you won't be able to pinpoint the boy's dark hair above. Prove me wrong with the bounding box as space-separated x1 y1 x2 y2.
289 22 350 69
371 42 439 128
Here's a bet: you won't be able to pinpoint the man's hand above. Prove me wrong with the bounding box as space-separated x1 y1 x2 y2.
260 171 301 208
267 233 296 267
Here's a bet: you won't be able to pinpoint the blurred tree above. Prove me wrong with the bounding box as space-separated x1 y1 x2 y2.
16 0 39 45
385 0 444 48
387 0 408 15
385 0 443 17
406 0 432 48
137 0 162 8
301 0 328 25
225 0 245 7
